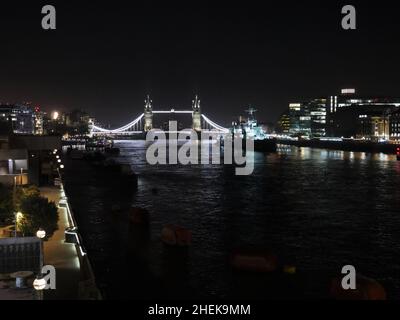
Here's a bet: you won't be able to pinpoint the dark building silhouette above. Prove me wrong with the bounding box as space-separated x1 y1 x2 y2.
0 104 34 134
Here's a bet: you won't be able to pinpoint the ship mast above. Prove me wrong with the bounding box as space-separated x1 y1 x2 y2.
245 106 258 128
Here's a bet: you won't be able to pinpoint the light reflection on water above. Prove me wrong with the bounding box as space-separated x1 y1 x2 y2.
66 141 400 299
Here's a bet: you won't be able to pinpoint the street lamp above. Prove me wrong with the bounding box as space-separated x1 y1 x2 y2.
33 276 47 291
16 212 23 221
33 275 47 299
36 229 46 239
36 228 46 275
20 167 24 185
13 177 17 237
14 212 23 237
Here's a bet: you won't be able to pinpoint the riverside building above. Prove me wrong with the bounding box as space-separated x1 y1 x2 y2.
327 89 400 141
0 104 35 134
285 99 327 138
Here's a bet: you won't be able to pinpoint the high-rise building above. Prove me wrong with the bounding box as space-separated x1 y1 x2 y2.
282 99 327 138
277 111 290 134
33 106 45 135
288 103 303 136
288 103 313 138
279 89 400 140
309 99 327 138
0 104 34 134
327 89 400 140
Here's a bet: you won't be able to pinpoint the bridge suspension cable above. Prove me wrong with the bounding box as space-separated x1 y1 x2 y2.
201 114 230 133
91 113 144 133
90 112 229 134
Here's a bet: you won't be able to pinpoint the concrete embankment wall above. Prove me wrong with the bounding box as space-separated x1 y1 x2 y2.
278 139 399 155
61 182 102 300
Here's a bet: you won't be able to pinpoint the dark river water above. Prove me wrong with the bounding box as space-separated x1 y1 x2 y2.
64 141 400 300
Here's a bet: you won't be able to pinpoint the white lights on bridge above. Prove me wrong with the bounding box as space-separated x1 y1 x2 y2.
91 110 229 135
152 110 193 114
91 113 144 134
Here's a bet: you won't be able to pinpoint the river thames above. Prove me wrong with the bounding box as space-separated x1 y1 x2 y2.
64 141 400 299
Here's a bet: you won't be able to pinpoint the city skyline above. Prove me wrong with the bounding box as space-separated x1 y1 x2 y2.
1 1 400 126
3 87 400 126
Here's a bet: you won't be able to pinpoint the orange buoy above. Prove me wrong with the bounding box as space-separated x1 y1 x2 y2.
161 225 192 246
161 225 177 245
330 275 386 300
230 249 278 273
175 226 192 246
129 207 149 225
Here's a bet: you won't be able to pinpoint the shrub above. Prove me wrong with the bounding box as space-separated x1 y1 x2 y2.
18 194 58 238
0 183 13 225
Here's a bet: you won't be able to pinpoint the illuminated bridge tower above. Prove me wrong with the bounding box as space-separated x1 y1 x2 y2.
192 95 202 132
144 95 153 132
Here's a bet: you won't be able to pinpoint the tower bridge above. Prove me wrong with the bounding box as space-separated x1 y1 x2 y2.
90 95 229 137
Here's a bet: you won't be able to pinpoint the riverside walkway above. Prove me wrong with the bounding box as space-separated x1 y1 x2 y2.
40 186 100 300
40 187 81 299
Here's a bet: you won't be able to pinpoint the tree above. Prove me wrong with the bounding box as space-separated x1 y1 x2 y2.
18 194 58 238
0 183 13 225
16 185 41 204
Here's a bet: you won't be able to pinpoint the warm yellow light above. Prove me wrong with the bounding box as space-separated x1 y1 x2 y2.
52 111 59 120
16 212 23 222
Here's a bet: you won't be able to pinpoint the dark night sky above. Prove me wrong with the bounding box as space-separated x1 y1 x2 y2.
1 1 400 126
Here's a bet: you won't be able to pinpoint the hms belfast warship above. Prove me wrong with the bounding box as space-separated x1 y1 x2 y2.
231 107 277 153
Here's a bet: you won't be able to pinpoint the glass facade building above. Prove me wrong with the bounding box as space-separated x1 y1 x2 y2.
287 100 326 138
